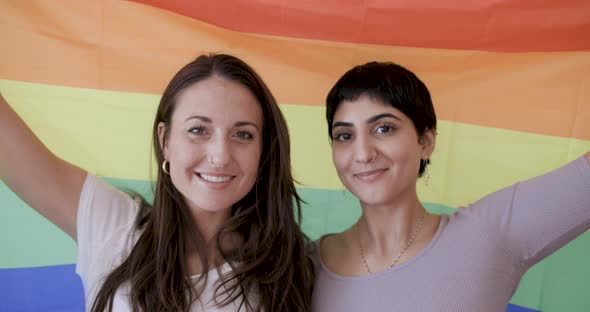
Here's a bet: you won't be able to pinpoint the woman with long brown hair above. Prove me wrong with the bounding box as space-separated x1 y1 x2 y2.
0 53 314 311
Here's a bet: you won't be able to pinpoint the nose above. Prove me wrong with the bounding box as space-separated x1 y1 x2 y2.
207 134 231 168
354 135 377 163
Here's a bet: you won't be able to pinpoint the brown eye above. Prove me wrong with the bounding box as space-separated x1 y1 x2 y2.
375 125 394 134
335 132 352 141
188 126 206 135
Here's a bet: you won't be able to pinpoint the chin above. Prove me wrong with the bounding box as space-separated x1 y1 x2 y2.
354 192 385 206
359 197 389 207
187 198 236 213
353 188 397 207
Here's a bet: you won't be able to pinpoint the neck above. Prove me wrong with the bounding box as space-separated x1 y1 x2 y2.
357 190 427 256
192 208 232 243
186 206 234 273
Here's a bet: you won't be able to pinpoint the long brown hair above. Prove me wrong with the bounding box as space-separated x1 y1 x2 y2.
90 54 314 311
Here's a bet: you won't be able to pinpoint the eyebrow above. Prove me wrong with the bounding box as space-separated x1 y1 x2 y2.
234 121 260 131
331 121 354 129
367 113 401 123
185 116 260 131
185 115 211 123
331 113 401 130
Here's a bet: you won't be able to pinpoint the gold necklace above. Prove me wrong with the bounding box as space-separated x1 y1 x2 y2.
358 210 427 274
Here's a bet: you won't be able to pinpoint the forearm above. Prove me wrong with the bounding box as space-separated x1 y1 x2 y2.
0 92 85 238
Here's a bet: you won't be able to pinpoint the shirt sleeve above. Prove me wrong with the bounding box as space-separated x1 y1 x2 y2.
75 174 140 277
463 156 590 269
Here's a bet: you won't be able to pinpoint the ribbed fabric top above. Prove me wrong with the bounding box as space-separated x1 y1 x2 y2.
312 156 590 312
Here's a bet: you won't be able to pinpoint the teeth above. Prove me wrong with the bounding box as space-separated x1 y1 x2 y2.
200 173 232 183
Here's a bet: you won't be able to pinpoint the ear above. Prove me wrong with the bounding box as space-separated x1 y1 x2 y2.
419 128 436 160
157 122 169 159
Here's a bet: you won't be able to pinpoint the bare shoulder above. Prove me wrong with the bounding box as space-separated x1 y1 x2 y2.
319 229 358 275
319 232 346 261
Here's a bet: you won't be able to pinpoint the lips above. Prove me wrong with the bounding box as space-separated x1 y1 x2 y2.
353 168 388 182
196 172 235 183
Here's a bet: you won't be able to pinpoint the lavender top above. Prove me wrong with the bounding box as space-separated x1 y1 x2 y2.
312 157 590 312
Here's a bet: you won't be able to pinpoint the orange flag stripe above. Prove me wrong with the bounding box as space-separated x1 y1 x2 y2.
1 0 589 140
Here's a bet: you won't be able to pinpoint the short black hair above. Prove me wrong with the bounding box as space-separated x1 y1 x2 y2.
326 61 437 176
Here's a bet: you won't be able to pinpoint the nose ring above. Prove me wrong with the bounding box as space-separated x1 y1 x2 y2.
209 157 223 168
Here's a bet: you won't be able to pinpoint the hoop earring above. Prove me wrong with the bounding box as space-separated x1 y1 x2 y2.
162 160 170 175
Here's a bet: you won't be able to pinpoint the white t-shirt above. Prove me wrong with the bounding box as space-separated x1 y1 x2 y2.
75 174 249 311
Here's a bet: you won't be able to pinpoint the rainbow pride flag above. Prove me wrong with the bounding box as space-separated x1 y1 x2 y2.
1 1 589 311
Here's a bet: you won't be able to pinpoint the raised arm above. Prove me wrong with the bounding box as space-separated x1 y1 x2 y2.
467 152 590 268
0 93 86 239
